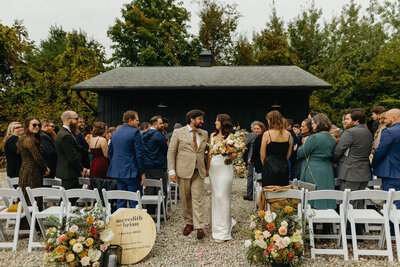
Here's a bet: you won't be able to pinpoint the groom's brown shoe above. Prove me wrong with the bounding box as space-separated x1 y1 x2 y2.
183 224 193 236
197 229 205 239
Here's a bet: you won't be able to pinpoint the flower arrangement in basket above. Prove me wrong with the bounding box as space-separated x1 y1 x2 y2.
44 202 114 266
244 205 304 266
208 126 247 166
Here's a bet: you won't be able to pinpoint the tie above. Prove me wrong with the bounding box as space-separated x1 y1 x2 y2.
192 130 198 151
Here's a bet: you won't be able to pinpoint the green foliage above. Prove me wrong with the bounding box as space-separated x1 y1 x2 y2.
107 0 200 66
198 0 241 65
232 35 254 65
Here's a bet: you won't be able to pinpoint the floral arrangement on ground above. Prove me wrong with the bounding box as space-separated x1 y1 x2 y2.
44 202 114 266
244 205 305 266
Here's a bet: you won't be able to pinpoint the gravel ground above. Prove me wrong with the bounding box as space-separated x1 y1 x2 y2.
0 171 399 266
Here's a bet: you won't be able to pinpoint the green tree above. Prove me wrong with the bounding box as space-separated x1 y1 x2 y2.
108 0 199 66
253 6 299 65
198 0 241 65
232 35 254 65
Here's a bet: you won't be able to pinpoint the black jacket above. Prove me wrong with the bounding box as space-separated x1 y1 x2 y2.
75 132 90 169
250 134 263 173
40 131 57 178
4 135 22 177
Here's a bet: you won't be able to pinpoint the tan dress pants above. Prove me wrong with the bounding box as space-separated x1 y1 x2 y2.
178 170 204 229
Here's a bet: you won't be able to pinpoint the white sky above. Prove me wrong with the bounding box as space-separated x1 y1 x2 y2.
0 0 372 57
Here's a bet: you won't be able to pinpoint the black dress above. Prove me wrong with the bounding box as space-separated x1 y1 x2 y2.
261 132 290 187
4 135 22 178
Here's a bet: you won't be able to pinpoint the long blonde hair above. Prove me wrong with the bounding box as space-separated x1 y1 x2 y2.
3 122 22 147
374 112 386 140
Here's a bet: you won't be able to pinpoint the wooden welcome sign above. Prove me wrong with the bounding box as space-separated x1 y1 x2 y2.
108 208 156 264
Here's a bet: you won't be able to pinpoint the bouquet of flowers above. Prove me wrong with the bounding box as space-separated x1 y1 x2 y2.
44 202 114 266
232 127 248 178
244 205 304 266
209 127 247 165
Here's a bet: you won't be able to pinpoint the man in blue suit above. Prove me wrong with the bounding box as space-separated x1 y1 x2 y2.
107 110 146 209
372 109 400 208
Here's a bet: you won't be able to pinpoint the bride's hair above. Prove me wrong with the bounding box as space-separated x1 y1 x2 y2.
215 114 234 138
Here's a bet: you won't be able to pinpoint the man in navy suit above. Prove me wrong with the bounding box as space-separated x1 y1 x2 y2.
372 109 400 208
107 110 146 209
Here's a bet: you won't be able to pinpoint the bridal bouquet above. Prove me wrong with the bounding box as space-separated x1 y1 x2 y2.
209 127 247 165
244 205 304 266
44 202 114 266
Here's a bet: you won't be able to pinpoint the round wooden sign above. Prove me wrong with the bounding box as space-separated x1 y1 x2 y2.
107 208 156 264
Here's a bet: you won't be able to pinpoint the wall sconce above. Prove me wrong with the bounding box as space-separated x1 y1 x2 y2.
271 99 281 108
157 101 167 108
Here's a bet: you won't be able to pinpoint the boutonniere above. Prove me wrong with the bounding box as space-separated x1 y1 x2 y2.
197 130 202 136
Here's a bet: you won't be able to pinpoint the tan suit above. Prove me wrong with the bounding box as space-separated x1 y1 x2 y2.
167 126 208 229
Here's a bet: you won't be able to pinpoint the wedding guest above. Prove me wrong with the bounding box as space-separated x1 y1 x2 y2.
260 111 292 187
83 124 93 145
299 118 313 143
40 119 57 178
333 109 373 208
293 124 300 136
17 117 50 206
291 119 313 180
243 121 259 201
371 111 386 154
105 127 116 144
370 106 385 135
297 113 336 209
372 109 400 208
56 111 85 189
166 123 182 140
107 110 145 209
161 117 169 135
308 111 320 119
89 122 115 200
3 122 24 178
330 129 341 143
142 116 168 215
250 122 267 201
139 122 150 134
75 116 90 169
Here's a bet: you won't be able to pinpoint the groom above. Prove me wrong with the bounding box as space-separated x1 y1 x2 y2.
167 109 208 239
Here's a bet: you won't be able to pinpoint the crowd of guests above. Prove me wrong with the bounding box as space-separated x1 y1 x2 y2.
243 107 400 214
3 110 175 216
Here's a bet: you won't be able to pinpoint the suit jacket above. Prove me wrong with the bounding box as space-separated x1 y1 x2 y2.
250 134 263 173
372 123 400 178
40 131 57 178
142 128 168 169
75 133 90 169
167 126 208 179
333 124 373 182
244 131 257 163
55 127 83 189
107 124 145 179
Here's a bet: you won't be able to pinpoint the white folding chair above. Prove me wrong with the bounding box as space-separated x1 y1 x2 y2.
142 179 167 232
167 179 178 211
0 187 32 250
364 178 383 233
6 177 18 189
78 177 91 189
26 187 68 252
65 188 101 217
305 189 350 260
253 173 262 208
101 189 142 223
43 178 63 207
387 190 400 261
346 189 393 261
264 188 305 219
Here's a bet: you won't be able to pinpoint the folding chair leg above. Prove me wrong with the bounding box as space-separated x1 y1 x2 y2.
309 219 315 259
384 220 393 261
28 212 37 253
394 217 400 262
378 224 385 249
162 201 167 222
0 224 6 241
12 215 21 251
340 219 348 261
156 202 161 232
350 219 358 260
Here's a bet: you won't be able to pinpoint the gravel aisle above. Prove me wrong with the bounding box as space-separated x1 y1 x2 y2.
0 172 398 266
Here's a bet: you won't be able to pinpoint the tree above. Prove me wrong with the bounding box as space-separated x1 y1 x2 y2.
108 0 199 66
253 6 299 65
232 35 254 65
198 0 241 65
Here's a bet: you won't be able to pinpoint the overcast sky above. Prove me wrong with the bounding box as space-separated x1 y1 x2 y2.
0 0 372 57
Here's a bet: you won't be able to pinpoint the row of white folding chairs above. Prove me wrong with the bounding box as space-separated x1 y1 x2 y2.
264 188 400 261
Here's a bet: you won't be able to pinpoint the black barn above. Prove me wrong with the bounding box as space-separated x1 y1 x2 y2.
72 65 331 132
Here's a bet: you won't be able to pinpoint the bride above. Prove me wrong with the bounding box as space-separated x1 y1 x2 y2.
207 114 238 242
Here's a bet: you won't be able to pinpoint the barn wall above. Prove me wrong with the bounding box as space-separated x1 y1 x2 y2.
97 89 310 132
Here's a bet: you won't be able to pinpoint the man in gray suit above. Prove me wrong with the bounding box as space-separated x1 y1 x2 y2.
333 108 373 209
243 121 258 201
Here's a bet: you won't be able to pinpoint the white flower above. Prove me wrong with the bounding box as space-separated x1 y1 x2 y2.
254 239 267 249
97 220 105 228
275 237 288 249
262 231 271 238
250 221 256 229
280 221 288 228
284 237 291 245
80 256 90 266
88 248 102 262
227 140 234 145
264 211 277 223
69 224 78 233
244 240 252 247
46 227 57 236
249 215 256 221
100 228 115 242
212 145 218 151
72 243 83 253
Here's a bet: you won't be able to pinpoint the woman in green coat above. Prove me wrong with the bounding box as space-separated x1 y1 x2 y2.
297 113 336 209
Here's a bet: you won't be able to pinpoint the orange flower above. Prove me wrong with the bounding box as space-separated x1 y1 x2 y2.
267 244 278 253
284 206 293 213
278 227 287 236
86 217 95 224
57 234 67 243
57 256 65 262
288 250 295 259
55 245 67 255
258 210 266 218
294 242 301 249
78 250 87 259
267 222 275 231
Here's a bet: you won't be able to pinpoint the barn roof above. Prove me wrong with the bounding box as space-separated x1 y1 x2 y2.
72 65 331 91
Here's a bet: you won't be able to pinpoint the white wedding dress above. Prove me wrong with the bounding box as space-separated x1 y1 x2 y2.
209 134 236 240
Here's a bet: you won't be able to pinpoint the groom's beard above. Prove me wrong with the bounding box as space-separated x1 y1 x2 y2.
194 122 203 129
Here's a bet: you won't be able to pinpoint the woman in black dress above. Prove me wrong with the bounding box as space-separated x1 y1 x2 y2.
260 111 293 187
3 122 24 178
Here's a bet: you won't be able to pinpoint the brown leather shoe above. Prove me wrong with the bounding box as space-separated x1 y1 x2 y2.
197 228 205 239
183 224 193 236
